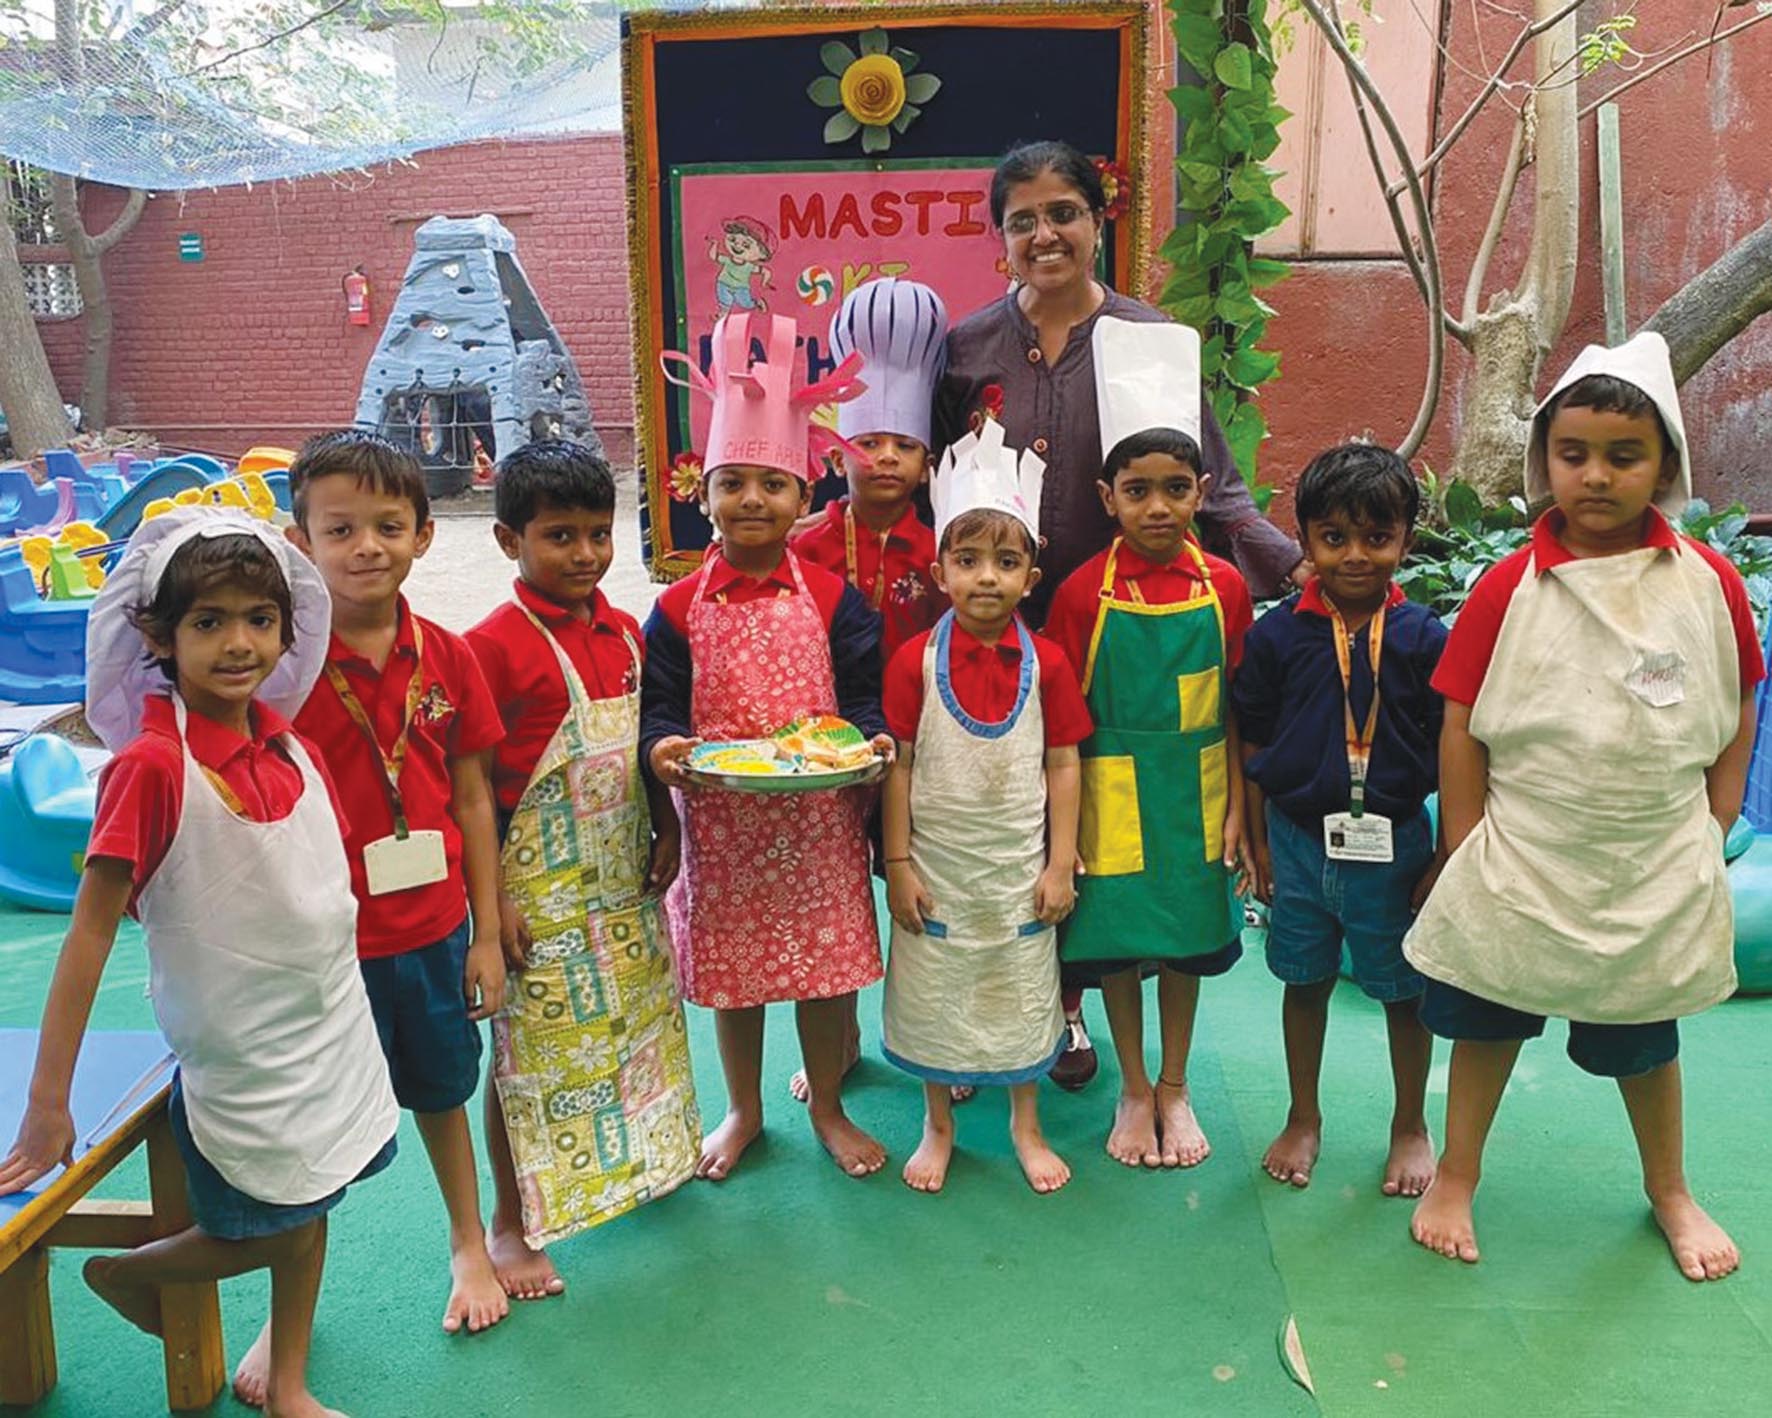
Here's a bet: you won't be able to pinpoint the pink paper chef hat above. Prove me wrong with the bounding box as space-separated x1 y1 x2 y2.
660 313 868 482
829 277 947 448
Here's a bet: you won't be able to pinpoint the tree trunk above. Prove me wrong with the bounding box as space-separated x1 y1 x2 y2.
48 177 147 430
1643 215 1772 385
0 173 75 458
1449 298 1543 502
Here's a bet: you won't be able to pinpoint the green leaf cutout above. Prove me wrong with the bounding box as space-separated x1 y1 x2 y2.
821 40 857 76
890 46 920 73
824 110 861 144
859 28 889 56
904 72 941 104
807 75 842 108
861 123 892 154
892 103 922 135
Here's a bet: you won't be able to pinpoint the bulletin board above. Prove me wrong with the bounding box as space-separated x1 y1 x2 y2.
622 1 1155 580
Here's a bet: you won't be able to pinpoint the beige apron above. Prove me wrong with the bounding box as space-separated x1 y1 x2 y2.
1404 545 1739 1022
491 611 698 1246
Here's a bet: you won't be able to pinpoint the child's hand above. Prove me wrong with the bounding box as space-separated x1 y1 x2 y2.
1249 840 1275 905
497 888 531 971
886 860 934 934
1034 856 1078 924
646 822 683 895
464 935 507 1021
1410 848 1449 912
0 1103 77 1195
649 736 701 790
1222 810 1254 898
870 733 897 766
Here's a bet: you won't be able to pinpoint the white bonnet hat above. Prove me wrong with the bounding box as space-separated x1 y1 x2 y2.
85 506 331 750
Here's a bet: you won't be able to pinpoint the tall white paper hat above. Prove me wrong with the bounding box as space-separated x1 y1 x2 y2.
929 418 1045 546
829 277 947 448
1092 315 1202 463
1525 329 1691 516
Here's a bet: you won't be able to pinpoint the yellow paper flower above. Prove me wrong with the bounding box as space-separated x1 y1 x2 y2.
840 53 906 128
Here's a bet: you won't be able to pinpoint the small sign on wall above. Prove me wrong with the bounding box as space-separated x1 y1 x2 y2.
178 233 204 262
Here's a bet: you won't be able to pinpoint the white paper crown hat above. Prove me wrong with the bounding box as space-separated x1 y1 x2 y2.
929 418 1045 546
1092 316 1202 463
85 506 332 750
829 277 948 447
1525 329 1691 516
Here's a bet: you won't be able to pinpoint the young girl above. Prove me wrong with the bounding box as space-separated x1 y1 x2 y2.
644 312 894 1182
881 422 1091 1195
0 507 398 1418
1405 331 1760 1281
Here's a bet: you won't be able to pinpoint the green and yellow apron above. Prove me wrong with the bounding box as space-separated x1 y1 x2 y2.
491 609 699 1247
1061 538 1239 965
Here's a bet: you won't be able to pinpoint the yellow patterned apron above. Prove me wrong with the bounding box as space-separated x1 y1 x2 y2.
491 609 699 1246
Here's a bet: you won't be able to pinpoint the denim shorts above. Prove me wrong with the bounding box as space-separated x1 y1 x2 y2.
359 915 484 1113
1264 804 1432 1003
1418 978 1679 1079
168 1074 396 1241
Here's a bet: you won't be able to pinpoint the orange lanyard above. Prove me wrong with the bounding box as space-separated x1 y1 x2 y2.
1327 599 1385 819
843 505 889 610
323 618 427 837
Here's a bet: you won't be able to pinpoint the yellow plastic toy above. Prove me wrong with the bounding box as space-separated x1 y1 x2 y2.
19 521 109 595
237 446 296 477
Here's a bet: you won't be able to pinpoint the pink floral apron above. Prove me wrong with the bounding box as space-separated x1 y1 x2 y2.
666 550 881 1008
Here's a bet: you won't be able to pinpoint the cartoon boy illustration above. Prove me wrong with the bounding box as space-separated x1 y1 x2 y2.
710 217 774 316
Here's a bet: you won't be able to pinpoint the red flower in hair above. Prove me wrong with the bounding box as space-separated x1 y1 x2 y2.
968 382 1006 435
1095 158 1132 221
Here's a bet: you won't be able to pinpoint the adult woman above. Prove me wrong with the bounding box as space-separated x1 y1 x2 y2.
937 140 1304 625
937 140 1305 1089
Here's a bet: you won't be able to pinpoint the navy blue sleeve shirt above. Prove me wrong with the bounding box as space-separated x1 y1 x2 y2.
1232 591 1448 830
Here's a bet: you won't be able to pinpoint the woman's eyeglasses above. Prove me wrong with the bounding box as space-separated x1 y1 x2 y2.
1002 202 1092 237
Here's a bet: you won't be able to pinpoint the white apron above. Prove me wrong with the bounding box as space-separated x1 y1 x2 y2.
138 697 400 1203
1404 545 1740 1022
881 614 1065 1083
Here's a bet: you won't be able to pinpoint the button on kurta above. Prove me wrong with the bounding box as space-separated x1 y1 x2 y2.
1027 346 1042 363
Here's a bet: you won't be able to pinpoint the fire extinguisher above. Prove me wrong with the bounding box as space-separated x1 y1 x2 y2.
343 265 372 327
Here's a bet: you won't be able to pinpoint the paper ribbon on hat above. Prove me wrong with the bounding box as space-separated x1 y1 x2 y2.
829 277 947 448
1092 315 1202 462
929 417 1045 546
660 312 869 483
85 505 332 751
1524 329 1691 517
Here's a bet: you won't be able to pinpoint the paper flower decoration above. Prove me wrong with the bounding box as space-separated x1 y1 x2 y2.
808 28 942 154
668 452 703 503
1096 158 1132 221
967 382 1006 435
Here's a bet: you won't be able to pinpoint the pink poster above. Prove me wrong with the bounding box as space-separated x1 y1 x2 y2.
671 162 1008 448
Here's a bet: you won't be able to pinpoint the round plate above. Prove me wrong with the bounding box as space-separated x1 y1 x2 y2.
682 756 886 794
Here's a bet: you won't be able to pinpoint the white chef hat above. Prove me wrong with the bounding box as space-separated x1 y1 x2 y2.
1092 315 1202 465
929 418 1045 547
1525 329 1691 517
829 277 948 448
85 506 332 750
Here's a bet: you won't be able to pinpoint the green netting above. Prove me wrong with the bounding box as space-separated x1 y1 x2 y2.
0 1 706 191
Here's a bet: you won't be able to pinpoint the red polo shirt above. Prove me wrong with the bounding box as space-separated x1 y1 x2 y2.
467 580 644 812
1434 508 1766 705
883 618 1093 748
791 499 946 662
89 696 347 915
294 597 504 958
652 548 848 635
1045 539 1253 686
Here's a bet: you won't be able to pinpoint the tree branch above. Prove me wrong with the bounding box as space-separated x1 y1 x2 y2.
1462 107 1526 326
116 0 194 46
1642 214 1772 385
1576 9 1772 119
183 0 361 76
93 187 148 254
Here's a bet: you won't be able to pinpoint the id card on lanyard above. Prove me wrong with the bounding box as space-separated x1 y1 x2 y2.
1322 599 1393 863
325 619 449 895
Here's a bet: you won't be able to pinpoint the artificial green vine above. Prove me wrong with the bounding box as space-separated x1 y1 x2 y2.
1160 0 1290 506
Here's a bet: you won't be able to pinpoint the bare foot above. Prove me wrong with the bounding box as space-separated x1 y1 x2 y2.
82 1255 162 1336
1155 1079 1211 1168
1262 1117 1321 1188
902 1120 954 1193
232 1320 271 1408
488 1217 565 1301
442 1240 510 1334
1652 1191 1740 1281
811 1109 886 1177
1411 1171 1480 1263
787 1040 861 1104
1382 1127 1436 1198
264 1388 347 1418
1106 1090 1160 1168
696 1108 762 1182
1012 1123 1072 1194
949 1084 975 1105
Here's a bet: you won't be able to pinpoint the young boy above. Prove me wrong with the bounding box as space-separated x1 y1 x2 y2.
882 421 1091 1194
1406 332 1759 1281
645 312 893 1183
466 439 697 1298
1045 319 1254 1172
788 277 948 1105
284 431 511 1347
1232 443 1446 1197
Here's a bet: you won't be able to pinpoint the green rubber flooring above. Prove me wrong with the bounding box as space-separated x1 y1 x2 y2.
6 894 1772 1416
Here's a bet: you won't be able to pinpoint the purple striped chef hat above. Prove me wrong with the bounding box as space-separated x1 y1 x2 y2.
829 277 948 449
